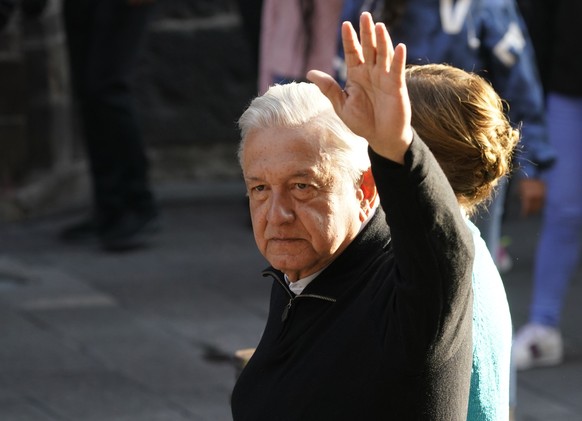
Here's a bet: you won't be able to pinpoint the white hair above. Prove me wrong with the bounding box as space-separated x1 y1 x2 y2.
237 82 371 187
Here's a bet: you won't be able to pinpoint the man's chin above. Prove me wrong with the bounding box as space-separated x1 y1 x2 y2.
269 258 308 275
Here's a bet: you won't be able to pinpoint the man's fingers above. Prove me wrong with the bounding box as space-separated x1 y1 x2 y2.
374 23 391 71
342 21 363 68
306 70 345 110
391 43 407 85
360 12 377 66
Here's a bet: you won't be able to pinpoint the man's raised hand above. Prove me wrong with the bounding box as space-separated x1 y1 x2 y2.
308 12 413 164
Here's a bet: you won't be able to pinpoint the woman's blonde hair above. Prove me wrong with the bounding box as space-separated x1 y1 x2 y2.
406 63 520 214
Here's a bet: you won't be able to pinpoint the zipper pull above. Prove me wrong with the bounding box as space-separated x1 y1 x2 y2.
281 299 293 322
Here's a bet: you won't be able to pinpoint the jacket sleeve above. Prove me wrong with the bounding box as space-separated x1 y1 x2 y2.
370 132 474 363
479 0 555 177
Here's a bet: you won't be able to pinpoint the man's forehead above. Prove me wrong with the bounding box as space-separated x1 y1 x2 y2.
245 164 329 181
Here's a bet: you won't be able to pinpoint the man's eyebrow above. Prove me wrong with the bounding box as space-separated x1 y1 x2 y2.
289 171 315 178
244 168 326 185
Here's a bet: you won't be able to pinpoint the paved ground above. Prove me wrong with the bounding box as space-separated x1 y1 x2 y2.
0 179 580 420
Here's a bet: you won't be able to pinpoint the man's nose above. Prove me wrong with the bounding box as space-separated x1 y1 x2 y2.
267 192 294 224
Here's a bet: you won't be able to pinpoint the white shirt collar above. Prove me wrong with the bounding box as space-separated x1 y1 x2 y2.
285 270 322 295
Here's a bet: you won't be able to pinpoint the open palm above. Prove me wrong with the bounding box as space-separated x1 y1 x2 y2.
308 12 413 164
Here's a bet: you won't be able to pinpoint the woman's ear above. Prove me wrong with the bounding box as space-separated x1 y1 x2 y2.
358 168 378 221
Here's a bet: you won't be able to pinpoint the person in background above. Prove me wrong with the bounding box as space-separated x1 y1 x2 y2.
258 0 343 94
512 0 582 371
336 0 555 273
406 64 516 420
59 0 160 251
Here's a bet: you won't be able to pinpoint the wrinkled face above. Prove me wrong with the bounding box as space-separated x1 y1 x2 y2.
242 126 365 282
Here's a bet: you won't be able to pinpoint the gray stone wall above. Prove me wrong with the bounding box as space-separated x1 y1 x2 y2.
0 0 257 220
0 0 75 221
137 0 257 180
0 27 28 186
139 0 256 146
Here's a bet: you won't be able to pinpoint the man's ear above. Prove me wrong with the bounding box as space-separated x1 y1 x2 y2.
358 168 378 221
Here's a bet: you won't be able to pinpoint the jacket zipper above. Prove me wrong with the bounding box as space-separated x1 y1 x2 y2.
263 269 337 322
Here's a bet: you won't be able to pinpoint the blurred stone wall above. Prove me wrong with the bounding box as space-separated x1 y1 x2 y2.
137 0 257 180
0 0 72 189
0 0 257 219
0 20 28 189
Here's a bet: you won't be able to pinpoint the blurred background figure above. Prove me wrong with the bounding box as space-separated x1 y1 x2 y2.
59 0 160 252
258 0 343 94
512 0 582 371
406 63 517 421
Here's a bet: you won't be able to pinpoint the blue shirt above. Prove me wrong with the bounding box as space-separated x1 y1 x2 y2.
466 218 512 420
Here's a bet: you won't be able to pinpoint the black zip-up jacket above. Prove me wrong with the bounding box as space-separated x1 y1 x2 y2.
232 135 475 420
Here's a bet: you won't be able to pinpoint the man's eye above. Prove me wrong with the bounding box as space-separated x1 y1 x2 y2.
296 183 308 190
253 185 265 192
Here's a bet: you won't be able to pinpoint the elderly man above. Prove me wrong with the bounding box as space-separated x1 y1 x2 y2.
231 13 474 420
